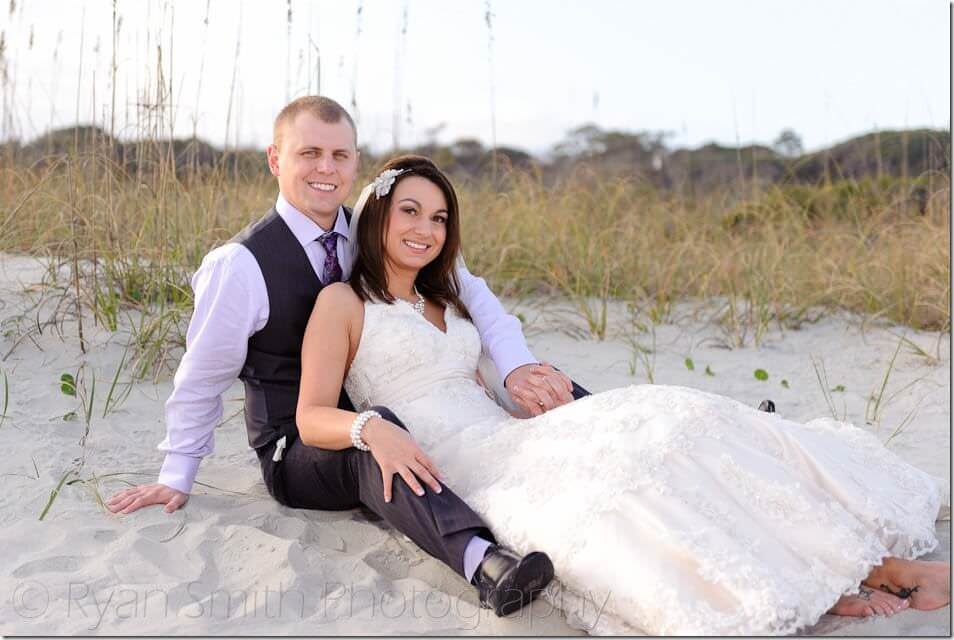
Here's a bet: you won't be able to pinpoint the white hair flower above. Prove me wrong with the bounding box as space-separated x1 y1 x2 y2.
372 168 406 198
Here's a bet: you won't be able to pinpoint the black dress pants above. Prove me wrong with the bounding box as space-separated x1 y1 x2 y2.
255 406 496 578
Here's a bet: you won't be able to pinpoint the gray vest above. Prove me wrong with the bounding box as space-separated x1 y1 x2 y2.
232 207 354 450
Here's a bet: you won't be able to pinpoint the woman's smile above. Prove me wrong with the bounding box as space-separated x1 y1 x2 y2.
402 238 432 253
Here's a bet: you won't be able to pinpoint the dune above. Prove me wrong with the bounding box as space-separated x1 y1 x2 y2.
0 252 948 635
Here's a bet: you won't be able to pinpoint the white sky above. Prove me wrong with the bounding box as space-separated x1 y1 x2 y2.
2 0 951 155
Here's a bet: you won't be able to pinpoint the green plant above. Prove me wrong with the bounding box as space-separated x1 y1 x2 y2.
58 365 95 433
865 335 905 426
810 355 845 421
102 345 133 418
39 466 80 521
0 368 8 429
624 304 657 383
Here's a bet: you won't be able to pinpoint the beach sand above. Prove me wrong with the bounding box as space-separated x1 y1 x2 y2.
0 252 948 635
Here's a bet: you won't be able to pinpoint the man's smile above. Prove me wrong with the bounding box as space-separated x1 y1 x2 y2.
307 181 337 192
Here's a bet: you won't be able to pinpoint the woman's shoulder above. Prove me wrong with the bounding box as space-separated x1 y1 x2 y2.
315 282 363 314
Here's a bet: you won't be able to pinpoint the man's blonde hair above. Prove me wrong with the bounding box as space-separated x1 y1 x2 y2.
273 96 357 147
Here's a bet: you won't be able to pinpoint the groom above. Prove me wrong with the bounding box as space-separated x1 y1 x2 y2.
106 95 589 617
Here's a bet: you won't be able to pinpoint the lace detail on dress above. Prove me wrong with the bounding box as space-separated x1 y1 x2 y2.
343 301 945 635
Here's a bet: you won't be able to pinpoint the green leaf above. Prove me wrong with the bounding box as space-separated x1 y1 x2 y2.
62 411 77 422
754 369 769 381
684 357 695 371
704 365 715 377
831 384 846 392
781 379 790 388
60 373 76 397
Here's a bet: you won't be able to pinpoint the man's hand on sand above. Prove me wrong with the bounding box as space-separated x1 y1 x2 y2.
361 417 444 503
106 484 189 514
505 363 574 417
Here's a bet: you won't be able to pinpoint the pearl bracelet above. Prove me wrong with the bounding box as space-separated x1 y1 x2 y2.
350 410 380 451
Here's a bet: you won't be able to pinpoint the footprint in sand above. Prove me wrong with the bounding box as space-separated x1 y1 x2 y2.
252 514 306 540
362 546 412 580
298 524 346 552
13 555 85 578
137 522 186 543
92 529 120 544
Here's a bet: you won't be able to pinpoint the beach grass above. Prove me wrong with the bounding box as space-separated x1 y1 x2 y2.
459 167 950 339
0 154 949 373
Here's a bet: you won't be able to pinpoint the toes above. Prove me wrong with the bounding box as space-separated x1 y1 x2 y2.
871 589 900 605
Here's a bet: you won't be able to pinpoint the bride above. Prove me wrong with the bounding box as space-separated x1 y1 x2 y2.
295 155 949 635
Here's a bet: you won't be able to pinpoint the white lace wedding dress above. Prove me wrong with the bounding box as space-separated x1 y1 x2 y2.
343 300 945 635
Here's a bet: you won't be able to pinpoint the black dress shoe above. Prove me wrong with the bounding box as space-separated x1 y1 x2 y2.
470 545 554 617
758 399 776 413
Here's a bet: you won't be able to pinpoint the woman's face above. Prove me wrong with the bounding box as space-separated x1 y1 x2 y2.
383 175 449 272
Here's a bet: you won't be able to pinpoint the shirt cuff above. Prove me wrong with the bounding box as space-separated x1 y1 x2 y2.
493 344 538 385
157 453 201 494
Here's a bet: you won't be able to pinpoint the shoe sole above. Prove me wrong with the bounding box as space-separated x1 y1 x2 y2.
495 551 555 617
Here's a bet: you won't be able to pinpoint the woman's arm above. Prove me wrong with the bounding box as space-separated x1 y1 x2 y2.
296 283 368 449
296 284 443 501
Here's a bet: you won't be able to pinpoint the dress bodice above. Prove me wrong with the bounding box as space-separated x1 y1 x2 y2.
344 299 511 449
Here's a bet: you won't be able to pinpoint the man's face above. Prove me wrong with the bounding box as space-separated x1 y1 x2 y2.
266 113 359 226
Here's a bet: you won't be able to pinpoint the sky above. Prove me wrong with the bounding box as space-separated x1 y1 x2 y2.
2 0 951 156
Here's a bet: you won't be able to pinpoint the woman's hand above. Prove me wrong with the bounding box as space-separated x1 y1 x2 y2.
106 483 189 514
361 417 444 503
505 363 574 416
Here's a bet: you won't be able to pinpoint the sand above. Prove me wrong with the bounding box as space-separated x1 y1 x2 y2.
0 252 949 635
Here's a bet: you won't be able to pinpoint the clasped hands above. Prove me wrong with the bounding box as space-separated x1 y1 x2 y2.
504 362 574 417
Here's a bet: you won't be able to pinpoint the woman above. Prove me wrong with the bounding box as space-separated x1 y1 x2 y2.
296 155 949 635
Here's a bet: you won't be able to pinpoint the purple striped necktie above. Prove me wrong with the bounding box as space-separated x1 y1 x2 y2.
318 231 343 284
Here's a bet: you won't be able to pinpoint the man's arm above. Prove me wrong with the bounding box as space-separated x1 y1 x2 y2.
107 244 266 514
455 262 535 381
159 244 267 492
455 261 574 415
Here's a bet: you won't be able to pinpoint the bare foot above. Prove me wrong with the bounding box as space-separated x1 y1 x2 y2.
897 561 951 611
829 586 909 617
865 558 951 611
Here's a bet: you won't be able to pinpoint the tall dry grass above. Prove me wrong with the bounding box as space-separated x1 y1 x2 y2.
1 157 949 355
460 167 950 339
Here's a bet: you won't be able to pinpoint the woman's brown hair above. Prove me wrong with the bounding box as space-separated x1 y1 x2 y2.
349 155 471 319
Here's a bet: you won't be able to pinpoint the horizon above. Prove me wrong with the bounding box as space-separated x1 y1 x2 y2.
2 0 950 156
10 121 950 161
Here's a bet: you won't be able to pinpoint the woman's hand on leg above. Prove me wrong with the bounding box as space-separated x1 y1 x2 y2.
362 417 444 502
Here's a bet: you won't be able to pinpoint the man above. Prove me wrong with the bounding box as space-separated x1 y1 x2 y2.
106 96 589 617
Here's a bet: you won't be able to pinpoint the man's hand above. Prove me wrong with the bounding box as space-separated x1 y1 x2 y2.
106 483 189 514
505 363 574 417
361 417 444 503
